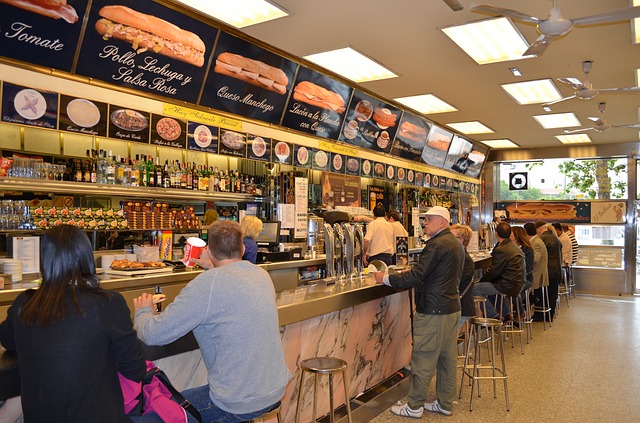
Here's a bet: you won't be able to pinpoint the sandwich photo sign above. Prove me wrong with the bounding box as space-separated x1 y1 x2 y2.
76 0 217 104
0 0 89 72
281 66 352 140
201 31 298 125
390 112 431 161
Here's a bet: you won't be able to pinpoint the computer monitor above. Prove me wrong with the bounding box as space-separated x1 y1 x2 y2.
254 221 281 248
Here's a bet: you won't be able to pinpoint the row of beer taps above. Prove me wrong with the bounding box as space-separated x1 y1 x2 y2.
323 222 366 281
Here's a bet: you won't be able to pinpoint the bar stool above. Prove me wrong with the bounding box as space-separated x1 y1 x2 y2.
250 403 282 423
458 317 509 411
472 296 491 359
495 294 525 355
533 285 552 330
522 288 534 343
558 266 571 308
567 265 577 298
295 357 352 423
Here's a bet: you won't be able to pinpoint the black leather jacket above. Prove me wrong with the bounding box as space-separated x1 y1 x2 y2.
481 237 525 297
388 228 463 315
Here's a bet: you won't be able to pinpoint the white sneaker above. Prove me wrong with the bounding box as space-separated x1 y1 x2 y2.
424 400 452 416
391 402 424 418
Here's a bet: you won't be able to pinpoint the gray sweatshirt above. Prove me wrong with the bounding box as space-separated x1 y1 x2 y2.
135 260 291 414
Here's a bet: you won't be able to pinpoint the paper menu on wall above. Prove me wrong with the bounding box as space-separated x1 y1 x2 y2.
12 236 40 274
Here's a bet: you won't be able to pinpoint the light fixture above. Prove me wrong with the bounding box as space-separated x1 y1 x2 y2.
501 79 563 105
509 67 523 77
533 113 581 129
634 0 640 44
446 121 495 134
172 0 289 28
481 139 519 148
635 68 640 87
542 106 552 112
394 94 458 114
304 47 398 83
555 134 592 144
441 17 534 65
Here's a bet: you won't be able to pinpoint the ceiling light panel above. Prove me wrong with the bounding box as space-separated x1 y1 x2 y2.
304 47 397 83
634 0 640 44
555 134 592 144
481 139 519 148
172 0 289 28
446 121 495 134
441 17 533 65
394 94 458 114
533 113 581 129
502 79 563 105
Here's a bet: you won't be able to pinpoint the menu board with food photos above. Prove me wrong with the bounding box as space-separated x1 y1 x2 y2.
272 140 292 165
396 167 406 184
150 115 186 148
360 159 373 178
330 153 345 174
2 83 58 129
406 169 415 185
386 164 396 182
0 0 89 72
187 122 218 153
281 66 352 139
293 145 311 168
373 162 386 180
415 172 425 187
339 91 402 154
218 129 247 158
201 31 297 125
76 0 217 104
108 105 150 143
390 113 431 161
345 157 360 176
421 125 453 168
247 134 270 162
59 95 108 136
312 149 329 171
465 145 489 178
444 135 474 175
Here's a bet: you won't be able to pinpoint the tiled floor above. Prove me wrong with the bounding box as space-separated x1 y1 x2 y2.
369 294 640 423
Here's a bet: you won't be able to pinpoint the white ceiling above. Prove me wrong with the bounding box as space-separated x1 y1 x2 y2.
236 0 640 150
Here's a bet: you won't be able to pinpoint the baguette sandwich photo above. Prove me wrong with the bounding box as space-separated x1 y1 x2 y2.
1 0 78 23
293 81 346 113
214 52 289 95
95 5 206 67
506 202 577 221
398 121 427 143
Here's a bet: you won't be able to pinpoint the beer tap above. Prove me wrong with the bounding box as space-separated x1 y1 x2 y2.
323 223 336 279
333 223 345 280
353 223 365 276
341 223 355 278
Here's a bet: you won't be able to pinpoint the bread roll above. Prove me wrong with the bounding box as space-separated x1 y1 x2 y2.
214 52 288 95
293 81 345 113
399 121 427 142
373 108 397 127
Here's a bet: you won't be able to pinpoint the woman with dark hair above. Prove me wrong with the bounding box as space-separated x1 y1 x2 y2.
0 225 151 423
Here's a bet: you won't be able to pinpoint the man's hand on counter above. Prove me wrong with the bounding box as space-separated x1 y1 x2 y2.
133 292 155 313
190 248 214 270
373 272 385 285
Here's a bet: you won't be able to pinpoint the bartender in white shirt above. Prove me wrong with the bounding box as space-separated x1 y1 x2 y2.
387 210 409 237
363 204 395 266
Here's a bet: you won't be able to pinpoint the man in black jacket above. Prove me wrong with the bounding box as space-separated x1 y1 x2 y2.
536 220 563 320
473 222 525 320
374 206 463 418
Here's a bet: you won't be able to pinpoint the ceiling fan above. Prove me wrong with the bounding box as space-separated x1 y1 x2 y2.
542 61 640 108
471 0 640 55
563 102 640 134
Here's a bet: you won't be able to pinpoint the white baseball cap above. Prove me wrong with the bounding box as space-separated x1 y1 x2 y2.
424 206 450 222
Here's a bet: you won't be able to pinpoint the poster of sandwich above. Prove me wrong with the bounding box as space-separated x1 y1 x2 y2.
339 90 402 154
107 105 150 143
0 0 88 72
495 201 590 223
187 122 218 154
281 66 352 139
201 31 297 125
1 82 58 129
76 0 217 104
444 135 474 175
58 95 108 136
389 113 430 161
465 144 489 179
150 114 186 148
420 124 453 168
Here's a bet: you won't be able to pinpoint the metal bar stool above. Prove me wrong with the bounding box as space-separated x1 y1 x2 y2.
495 294 525 355
558 266 571 308
567 265 577 298
472 296 492 360
250 403 282 423
522 288 534 343
533 285 552 330
295 357 352 423
458 317 509 411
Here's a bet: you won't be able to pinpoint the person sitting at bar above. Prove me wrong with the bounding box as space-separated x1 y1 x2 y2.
133 220 291 423
449 224 476 332
0 225 155 423
363 203 395 266
239 215 263 264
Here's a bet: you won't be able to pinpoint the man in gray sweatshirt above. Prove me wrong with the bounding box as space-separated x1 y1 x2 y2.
133 220 291 422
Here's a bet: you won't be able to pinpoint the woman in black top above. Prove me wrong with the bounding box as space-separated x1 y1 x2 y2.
0 225 156 422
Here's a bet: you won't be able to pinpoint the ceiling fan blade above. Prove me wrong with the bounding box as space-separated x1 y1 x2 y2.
588 117 604 125
523 34 552 56
563 127 594 134
542 95 576 107
470 4 541 24
572 6 640 26
598 87 640 94
557 77 587 91
612 123 640 129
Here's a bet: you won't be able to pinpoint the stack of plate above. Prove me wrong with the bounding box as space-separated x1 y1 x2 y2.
3 260 22 283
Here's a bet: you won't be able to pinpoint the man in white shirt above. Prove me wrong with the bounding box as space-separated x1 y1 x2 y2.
387 210 409 237
552 223 573 266
364 204 395 266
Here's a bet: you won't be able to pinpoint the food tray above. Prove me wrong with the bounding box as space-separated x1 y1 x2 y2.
106 267 173 276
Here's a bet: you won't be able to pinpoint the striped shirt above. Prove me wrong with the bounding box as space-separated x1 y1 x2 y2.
567 232 578 264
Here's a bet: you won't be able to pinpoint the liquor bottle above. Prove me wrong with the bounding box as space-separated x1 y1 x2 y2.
123 158 132 186
162 161 171 188
106 151 116 184
90 158 97 184
96 150 107 184
130 159 139 187
191 163 199 190
115 155 124 185
135 155 144 187
83 150 92 182
146 155 155 187
155 157 163 188
182 163 189 189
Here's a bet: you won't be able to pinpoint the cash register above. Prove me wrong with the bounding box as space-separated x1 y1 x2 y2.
255 221 286 263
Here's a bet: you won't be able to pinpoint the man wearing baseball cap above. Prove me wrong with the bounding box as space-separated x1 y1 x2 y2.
374 206 463 418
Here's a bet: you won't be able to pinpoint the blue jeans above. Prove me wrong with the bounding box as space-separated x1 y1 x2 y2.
472 282 502 319
181 385 279 423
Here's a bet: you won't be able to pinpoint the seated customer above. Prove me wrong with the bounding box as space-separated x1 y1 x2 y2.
0 225 150 423
240 215 263 264
133 220 291 422
473 222 525 320
450 224 476 331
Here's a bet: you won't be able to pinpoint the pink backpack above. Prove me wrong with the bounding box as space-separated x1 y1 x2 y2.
119 361 201 423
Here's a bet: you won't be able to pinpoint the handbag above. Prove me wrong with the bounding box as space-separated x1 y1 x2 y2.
120 361 202 423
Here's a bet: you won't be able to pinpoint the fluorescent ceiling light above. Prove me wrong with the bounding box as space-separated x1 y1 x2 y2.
394 94 458 114
634 0 640 44
441 17 533 65
502 79 563 105
304 47 397 83
636 69 640 87
446 121 495 134
556 134 592 144
533 113 581 129
173 0 289 28
481 139 519 148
